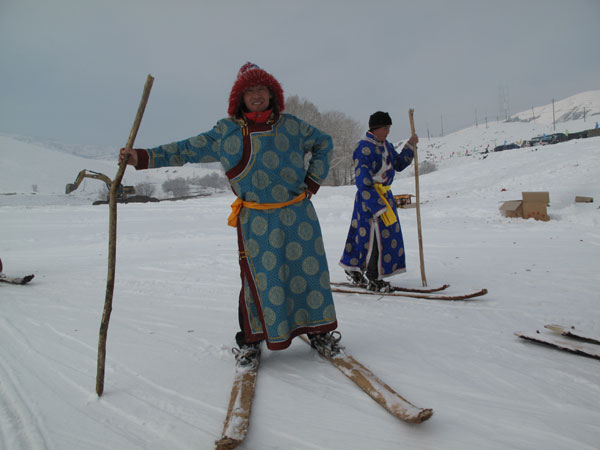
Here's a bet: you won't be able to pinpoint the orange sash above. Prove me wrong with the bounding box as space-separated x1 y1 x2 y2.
227 192 308 227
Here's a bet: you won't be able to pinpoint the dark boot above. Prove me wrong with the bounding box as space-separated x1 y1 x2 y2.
367 279 392 293
232 342 261 368
345 270 366 286
308 331 343 357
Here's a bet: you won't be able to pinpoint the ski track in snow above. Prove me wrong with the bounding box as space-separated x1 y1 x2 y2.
0 318 53 450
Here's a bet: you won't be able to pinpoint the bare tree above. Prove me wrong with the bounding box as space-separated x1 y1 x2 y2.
162 177 190 197
286 95 361 186
286 95 322 124
189 172 229 190
135 182 156 197
320 110 362 185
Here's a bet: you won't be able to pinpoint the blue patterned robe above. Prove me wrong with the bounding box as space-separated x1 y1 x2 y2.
141 113 337 350
339 132 414 278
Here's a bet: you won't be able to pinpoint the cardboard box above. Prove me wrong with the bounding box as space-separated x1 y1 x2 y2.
522 202 549 221
521 191 550 221
522 192 549 204
499 191 550 221
499 200 523 218
575 196 593 203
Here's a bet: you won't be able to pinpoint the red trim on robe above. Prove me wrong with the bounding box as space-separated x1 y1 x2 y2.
225 120 276 180
304 175 321 195
135 149 149 170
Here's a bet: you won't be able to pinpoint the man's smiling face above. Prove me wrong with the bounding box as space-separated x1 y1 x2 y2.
243 85 272 113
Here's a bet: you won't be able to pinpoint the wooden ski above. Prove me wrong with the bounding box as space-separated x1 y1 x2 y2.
331 285 487 301
215 354 261 450
331 281 449 293
0 274 34 285
301 335 433 424
544 324 600 345
515 331 600 360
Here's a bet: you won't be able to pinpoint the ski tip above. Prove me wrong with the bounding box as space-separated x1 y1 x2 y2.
414 408 434 423
23 274 35 284
215 437 242 450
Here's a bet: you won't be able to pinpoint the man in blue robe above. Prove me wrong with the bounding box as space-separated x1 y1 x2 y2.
339 112 418 292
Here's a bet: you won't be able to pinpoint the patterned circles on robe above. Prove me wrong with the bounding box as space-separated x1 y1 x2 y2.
340 132 415 278
145 112 337 349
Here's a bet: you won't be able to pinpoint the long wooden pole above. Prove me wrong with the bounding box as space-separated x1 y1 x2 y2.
409 109 427 287
96 74 154 396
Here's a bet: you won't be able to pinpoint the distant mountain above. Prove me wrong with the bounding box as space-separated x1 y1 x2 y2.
0 134 224 206
3 133 116 160
0 134 122 195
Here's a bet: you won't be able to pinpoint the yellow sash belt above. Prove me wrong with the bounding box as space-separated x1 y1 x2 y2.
374 184 397 227
228 192 308 227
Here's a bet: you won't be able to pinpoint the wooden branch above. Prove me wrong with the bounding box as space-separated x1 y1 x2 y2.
96 74 154 396
409 109 427 287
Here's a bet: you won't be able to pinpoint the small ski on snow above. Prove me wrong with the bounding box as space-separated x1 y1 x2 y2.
330 284 487 301
331 280 450 293
544 324 600 346
514 330 600 360
215 353 261 450
0 273 34 285
301 335 433 424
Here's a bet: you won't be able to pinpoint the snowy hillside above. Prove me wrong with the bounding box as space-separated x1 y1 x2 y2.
0 136 119 198
511 90 600 124
414 89 600 168
0 135 224 206
1 92 599 450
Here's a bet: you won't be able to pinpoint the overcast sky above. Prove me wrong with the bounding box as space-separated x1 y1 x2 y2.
1 0 599 149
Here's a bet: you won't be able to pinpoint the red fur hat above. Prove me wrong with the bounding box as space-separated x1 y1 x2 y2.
228 62 285 118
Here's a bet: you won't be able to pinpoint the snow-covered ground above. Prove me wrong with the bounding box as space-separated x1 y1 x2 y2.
1 93 599 450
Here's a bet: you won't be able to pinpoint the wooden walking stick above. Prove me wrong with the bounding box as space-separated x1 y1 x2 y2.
96 74 154 396
409 109 427 287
